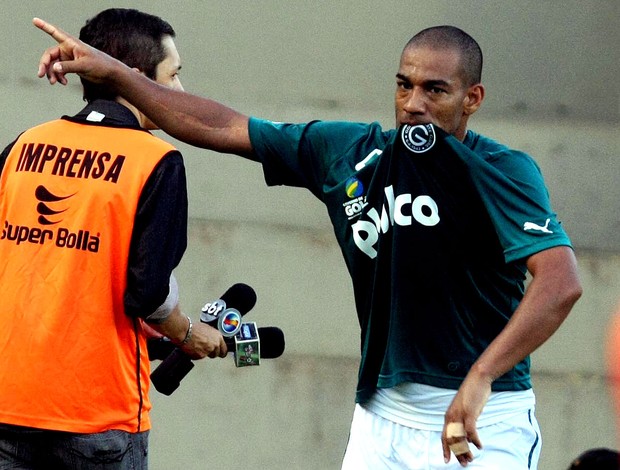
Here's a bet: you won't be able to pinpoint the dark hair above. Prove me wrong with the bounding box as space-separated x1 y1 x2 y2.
79 8 175 103
568 448 620 469
405 25 483 87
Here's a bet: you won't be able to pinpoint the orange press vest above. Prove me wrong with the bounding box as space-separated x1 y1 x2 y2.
0 118 176 433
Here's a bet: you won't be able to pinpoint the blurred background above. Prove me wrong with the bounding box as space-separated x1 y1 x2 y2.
2 1 618 469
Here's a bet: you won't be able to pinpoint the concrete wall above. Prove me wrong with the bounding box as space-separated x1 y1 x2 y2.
2 1 619 469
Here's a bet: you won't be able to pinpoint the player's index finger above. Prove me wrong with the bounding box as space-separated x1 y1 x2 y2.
32 18 67 43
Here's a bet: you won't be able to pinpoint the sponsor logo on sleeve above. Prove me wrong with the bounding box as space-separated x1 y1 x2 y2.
523 218 553 234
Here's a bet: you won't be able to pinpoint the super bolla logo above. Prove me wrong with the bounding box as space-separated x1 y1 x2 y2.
0 185 100 253
1 221 101 252
351 185 440 259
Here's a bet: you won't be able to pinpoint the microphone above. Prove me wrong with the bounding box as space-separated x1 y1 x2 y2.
227 323 285 367
150 283 257 396
149 326 285 395
200 283 257 335
147 326 285 362
246 326 285 359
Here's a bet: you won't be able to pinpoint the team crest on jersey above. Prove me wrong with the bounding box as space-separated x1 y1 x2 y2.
401 124 436 154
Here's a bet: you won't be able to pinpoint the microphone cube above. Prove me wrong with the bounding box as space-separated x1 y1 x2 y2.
233 322 260 367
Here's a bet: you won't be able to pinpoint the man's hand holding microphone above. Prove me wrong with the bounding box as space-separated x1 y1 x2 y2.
143 301 228 360
147 283 285 395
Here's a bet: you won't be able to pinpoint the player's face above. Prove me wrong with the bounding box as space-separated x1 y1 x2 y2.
394 46 483 141
143 35 184 130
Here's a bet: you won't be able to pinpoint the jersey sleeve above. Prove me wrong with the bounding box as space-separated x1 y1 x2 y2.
248 117 385 199
446 136 572 263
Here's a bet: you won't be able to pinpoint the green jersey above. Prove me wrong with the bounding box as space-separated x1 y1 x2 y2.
248 118 572 404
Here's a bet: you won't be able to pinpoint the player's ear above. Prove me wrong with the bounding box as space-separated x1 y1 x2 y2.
463 84 485 115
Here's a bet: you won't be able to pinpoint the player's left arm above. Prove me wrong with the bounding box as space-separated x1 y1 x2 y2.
442 245 582 467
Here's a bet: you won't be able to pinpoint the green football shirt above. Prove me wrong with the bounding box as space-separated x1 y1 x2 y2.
248 118 572 404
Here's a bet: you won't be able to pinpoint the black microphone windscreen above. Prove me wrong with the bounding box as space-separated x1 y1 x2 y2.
257 326 285 359
223 326 285 359
150 348 194 395
147 337 176 361
220 283 257 315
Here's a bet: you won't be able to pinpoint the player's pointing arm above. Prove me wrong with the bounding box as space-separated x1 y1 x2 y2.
34 18 108 85
33 17 253 157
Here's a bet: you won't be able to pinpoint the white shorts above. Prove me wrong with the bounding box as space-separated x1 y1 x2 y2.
341 404 541 470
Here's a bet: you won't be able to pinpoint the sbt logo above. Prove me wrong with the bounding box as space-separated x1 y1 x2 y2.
351 185 439 259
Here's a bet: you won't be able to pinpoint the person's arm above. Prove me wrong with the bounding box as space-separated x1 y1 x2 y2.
140 274 227 360
125 152 226 359
442 245 582 467
33 18 253 157
148 302 227 360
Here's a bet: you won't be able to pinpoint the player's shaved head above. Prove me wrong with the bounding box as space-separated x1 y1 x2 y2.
404 25 483 87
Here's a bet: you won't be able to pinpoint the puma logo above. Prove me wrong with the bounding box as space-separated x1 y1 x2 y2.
523 218 553 234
